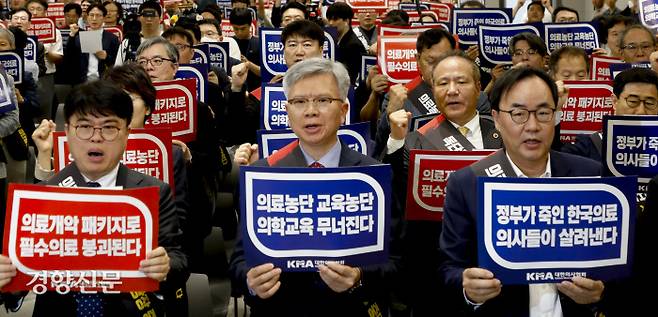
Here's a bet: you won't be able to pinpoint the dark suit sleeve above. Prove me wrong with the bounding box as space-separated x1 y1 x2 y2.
157 182 189 285
103 32 120 70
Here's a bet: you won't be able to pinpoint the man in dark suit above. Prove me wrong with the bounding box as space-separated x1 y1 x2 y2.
65 3 120 83
229 58 400 316
326 2 366 84
440 67 607 316
561 67 658 162
0 81 188 316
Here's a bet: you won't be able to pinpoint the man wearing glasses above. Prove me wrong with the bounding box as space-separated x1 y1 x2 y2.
485 32 548 94
440 67 606 316
562 68 658 162
0 81 187 316
65 3 120 83
619 24 656 63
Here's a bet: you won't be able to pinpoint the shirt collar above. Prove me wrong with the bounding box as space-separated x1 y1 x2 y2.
449 112 480 136
81 163 120 187
505 151 552 178
299 139 342 168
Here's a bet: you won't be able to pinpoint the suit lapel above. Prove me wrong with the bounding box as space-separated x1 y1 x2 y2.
480 117 503 149
549 151 571 177
338 141 361 167
116 164 142 189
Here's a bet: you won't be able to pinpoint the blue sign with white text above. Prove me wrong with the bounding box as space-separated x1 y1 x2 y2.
478 24 541 64
609 62 650 79
257 122 371 158
260 28 336 83
240 165 391 271
478 176 636 284
639 0 658 30
207 42 229 71
25 37 37 63
0 69 16 114
544 23 599 52
176 64 208 103
360 55 377 83
453 9 511 45
191 44 209 65
0 52 23 84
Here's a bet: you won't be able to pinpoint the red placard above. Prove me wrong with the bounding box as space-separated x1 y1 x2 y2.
427 3 452 22
149 79 197 143
378 35 418 84
52 129 175 192
560 80 614 143
345 0 388 14
378 24 434 37
104 27 123 41
405 150 495 221
46 3 66 29
28 18 56 44
590 55 623 81
2 183 159 293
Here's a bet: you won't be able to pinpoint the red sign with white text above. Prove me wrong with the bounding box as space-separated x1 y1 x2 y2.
560 80 614 143
405 150 494 221
149 79 197 143
427 3 452 22
52 129 175 192
345 0 388 14
2 184 159 293
590 55 623 81
378 35 418 84
379 24 435 37
46 3 65 29
28 18 56 44
104 27 123 41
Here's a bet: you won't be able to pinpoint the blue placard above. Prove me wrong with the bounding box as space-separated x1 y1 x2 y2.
603 115 658 188
260 83 355 130
639 0 658 30
0 52 23 84
608 62 651 79
257 122 371 158
544 23 599 53
224 7 256 20
176 64 208 103
259 28 336 83
240 164 392 271
478 24 541 65
207 42 229 72
360 55 377 83
24 36 37 63
478 176 636 284
452 9 511 45
0 69 16 114
191 44 209 65
216 0 231 8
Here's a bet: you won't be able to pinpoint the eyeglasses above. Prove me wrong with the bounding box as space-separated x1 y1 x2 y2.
512 48 538 57
621 42 654 54
498 107 556 124
74 125 121 141
287 97 343 109
88 13 104 19
173 43 192 51
11 16 29 22
625 95 658 110
137 57 175 67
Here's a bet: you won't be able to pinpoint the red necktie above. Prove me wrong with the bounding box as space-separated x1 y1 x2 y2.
309 161 325 168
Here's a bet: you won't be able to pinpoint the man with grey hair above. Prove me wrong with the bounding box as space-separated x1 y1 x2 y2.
135 37 179 82
229 58 399 315
619 24 657 63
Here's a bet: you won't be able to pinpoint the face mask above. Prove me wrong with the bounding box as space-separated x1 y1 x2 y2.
201 36 219 43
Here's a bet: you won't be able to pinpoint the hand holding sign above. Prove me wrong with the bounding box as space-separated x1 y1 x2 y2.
139 246 170 282
462 267 502 304
0 255 17 290
556 276 604 305
318 262 361 293
389 109 412 140
247 263 281 299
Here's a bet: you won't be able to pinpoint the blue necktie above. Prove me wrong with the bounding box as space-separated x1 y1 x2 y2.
75 181 103 317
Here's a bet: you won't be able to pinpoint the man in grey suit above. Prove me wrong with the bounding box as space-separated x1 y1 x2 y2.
0 81 187 316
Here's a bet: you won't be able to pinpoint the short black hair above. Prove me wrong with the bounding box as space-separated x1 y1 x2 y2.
509 32 548 57
199 4 222 22
64 3 82 16
281 2 308 19
549 46 589 75
26 0 47 10
416 28 455 54
65 81 133 126
9 9 32 21
138 0 162 17
229 8 252 26
198 19 222 35
87 3 107 16
489 67 558 111
326 2 353 22
552 6 579 22
613 68 658 97
103 1 123 22
461 0 485 8
527 0 544 12
162 26 194 46
386 9 409 25
174 17 201 43
597 15 632 44
281 20 324 48
231 0 250 6
103 63 156 120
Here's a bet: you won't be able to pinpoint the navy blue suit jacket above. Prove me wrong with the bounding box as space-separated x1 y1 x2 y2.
439 151 602 317
66 30 120 83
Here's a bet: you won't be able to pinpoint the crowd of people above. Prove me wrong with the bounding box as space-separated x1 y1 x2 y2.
0 0 655 316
